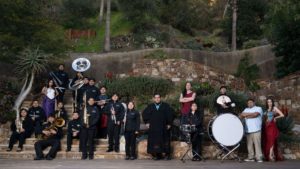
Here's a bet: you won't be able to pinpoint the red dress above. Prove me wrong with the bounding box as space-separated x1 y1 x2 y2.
181 92 194 116
263 111 283 161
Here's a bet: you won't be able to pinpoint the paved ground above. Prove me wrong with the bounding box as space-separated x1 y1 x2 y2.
0 159 300 169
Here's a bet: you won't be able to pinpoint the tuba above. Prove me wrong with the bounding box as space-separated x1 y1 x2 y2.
55 110 66 128
42 122 58 139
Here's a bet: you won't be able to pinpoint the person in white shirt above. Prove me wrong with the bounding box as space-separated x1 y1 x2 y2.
240 98 263 163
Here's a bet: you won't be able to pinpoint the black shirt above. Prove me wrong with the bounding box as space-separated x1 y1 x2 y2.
81 105 100 129
67 119 81 134
53 70 69 88
105 101 125 124
85 85 100 100
41 122 63 139
28 106 46 123
125 109 140 132
11 117 34 135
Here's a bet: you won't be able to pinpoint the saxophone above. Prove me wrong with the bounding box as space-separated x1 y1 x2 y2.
83 92 90 128
16 117 23 133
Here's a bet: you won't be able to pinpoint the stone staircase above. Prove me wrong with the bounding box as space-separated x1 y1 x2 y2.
0 90 126 159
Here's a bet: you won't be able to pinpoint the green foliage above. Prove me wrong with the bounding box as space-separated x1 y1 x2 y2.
159 0 213 35
103 76 174 103
15 48 49 76
235 53 261 92
0 0 69 62
222 0 268 48
117 0 159 32
276 114 295 134
61 0 98 29
144 50 180 60
264 0 300 78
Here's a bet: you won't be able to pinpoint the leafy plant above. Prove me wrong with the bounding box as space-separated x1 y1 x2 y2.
276 114 295 134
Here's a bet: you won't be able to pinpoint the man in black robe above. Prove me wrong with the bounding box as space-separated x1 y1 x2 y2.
142 93 174 160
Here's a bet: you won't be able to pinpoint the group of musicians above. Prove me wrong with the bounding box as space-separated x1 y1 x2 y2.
6 65 285 162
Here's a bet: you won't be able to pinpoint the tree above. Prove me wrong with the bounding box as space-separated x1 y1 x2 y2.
222 0 268 48
104 0 111 52
13 48 49 119
264 0 300 78
98 0 105 25
231 0 237 51
0 0 68 62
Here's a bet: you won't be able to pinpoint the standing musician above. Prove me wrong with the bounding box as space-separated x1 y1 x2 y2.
105 93 125 153
85 78 100 101
49 64 69 102
215 86 235 115
34 115 63 160
96 86 109 138
7 108 33 152
186 103 204 161
80 97 100 160
53 101 68 127
70 72 84 100
66 112 81 152
77 77 90 111
28 100 46 137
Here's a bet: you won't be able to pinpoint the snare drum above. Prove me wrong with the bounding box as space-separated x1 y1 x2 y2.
208 113 244 146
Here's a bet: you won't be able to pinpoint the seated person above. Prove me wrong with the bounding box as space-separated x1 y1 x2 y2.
34 114 62 160
66 112 81 152
28 100 46 137
7 108 33 152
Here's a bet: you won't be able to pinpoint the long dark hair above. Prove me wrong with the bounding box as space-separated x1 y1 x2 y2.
46 79 55 89
266 97 275 111
182 82 192 97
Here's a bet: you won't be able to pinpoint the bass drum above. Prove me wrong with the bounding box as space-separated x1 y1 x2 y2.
208 113 244 147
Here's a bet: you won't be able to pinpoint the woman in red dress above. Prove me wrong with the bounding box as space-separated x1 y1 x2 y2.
179 82 196 124
263 98 284 161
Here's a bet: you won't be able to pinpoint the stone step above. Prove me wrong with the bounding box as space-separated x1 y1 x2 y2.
3 138 111 145
0 144 111 152
0 151 125 159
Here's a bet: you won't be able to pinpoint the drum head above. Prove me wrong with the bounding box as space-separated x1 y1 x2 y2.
211 113 244 146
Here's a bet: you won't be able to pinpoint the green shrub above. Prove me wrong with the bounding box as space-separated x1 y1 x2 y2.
276 114 295 134
103 76 174 103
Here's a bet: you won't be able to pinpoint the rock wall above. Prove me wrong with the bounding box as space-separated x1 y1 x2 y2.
256 72 300 122
65 45 276 80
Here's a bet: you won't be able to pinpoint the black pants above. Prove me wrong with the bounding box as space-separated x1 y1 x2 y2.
164 129 171 155
124 131 137 157
107 123 121 150
8 131 30 149
34 121 42 136
67 132 81 151
191 132 202 158
80 128 96 157
56 88 65 102
34 138 60 158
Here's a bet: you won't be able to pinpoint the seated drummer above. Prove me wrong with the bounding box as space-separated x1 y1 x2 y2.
34 114 62 160
66 112 81 152
187 103 204 161
7 108 34 152
214 86 235 115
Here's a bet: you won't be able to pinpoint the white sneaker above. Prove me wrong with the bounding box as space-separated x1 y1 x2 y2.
256 159 263 163
244 158 255 162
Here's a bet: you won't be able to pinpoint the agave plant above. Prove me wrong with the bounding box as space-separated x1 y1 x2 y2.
13 47 50 119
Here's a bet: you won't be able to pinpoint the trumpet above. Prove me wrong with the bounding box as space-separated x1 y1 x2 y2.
83 92 90 128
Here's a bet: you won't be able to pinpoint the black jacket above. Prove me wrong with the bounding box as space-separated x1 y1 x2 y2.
215 94 233 114
67 119 81 134
187 110 204 133
54 108 68 123
125 109 140 132
11 117 34 135
85 85 100 100
105 101 125 124
53 70 69 88
28 106 46 123
77 84 89 104
81 104 100 129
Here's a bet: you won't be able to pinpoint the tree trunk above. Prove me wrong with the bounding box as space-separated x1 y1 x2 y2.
98 0 105 25
13 73 35 119
231 0 237 51
104 0 111 52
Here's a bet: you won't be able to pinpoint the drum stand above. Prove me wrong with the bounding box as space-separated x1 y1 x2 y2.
180 132 205 163
216 143 241 162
